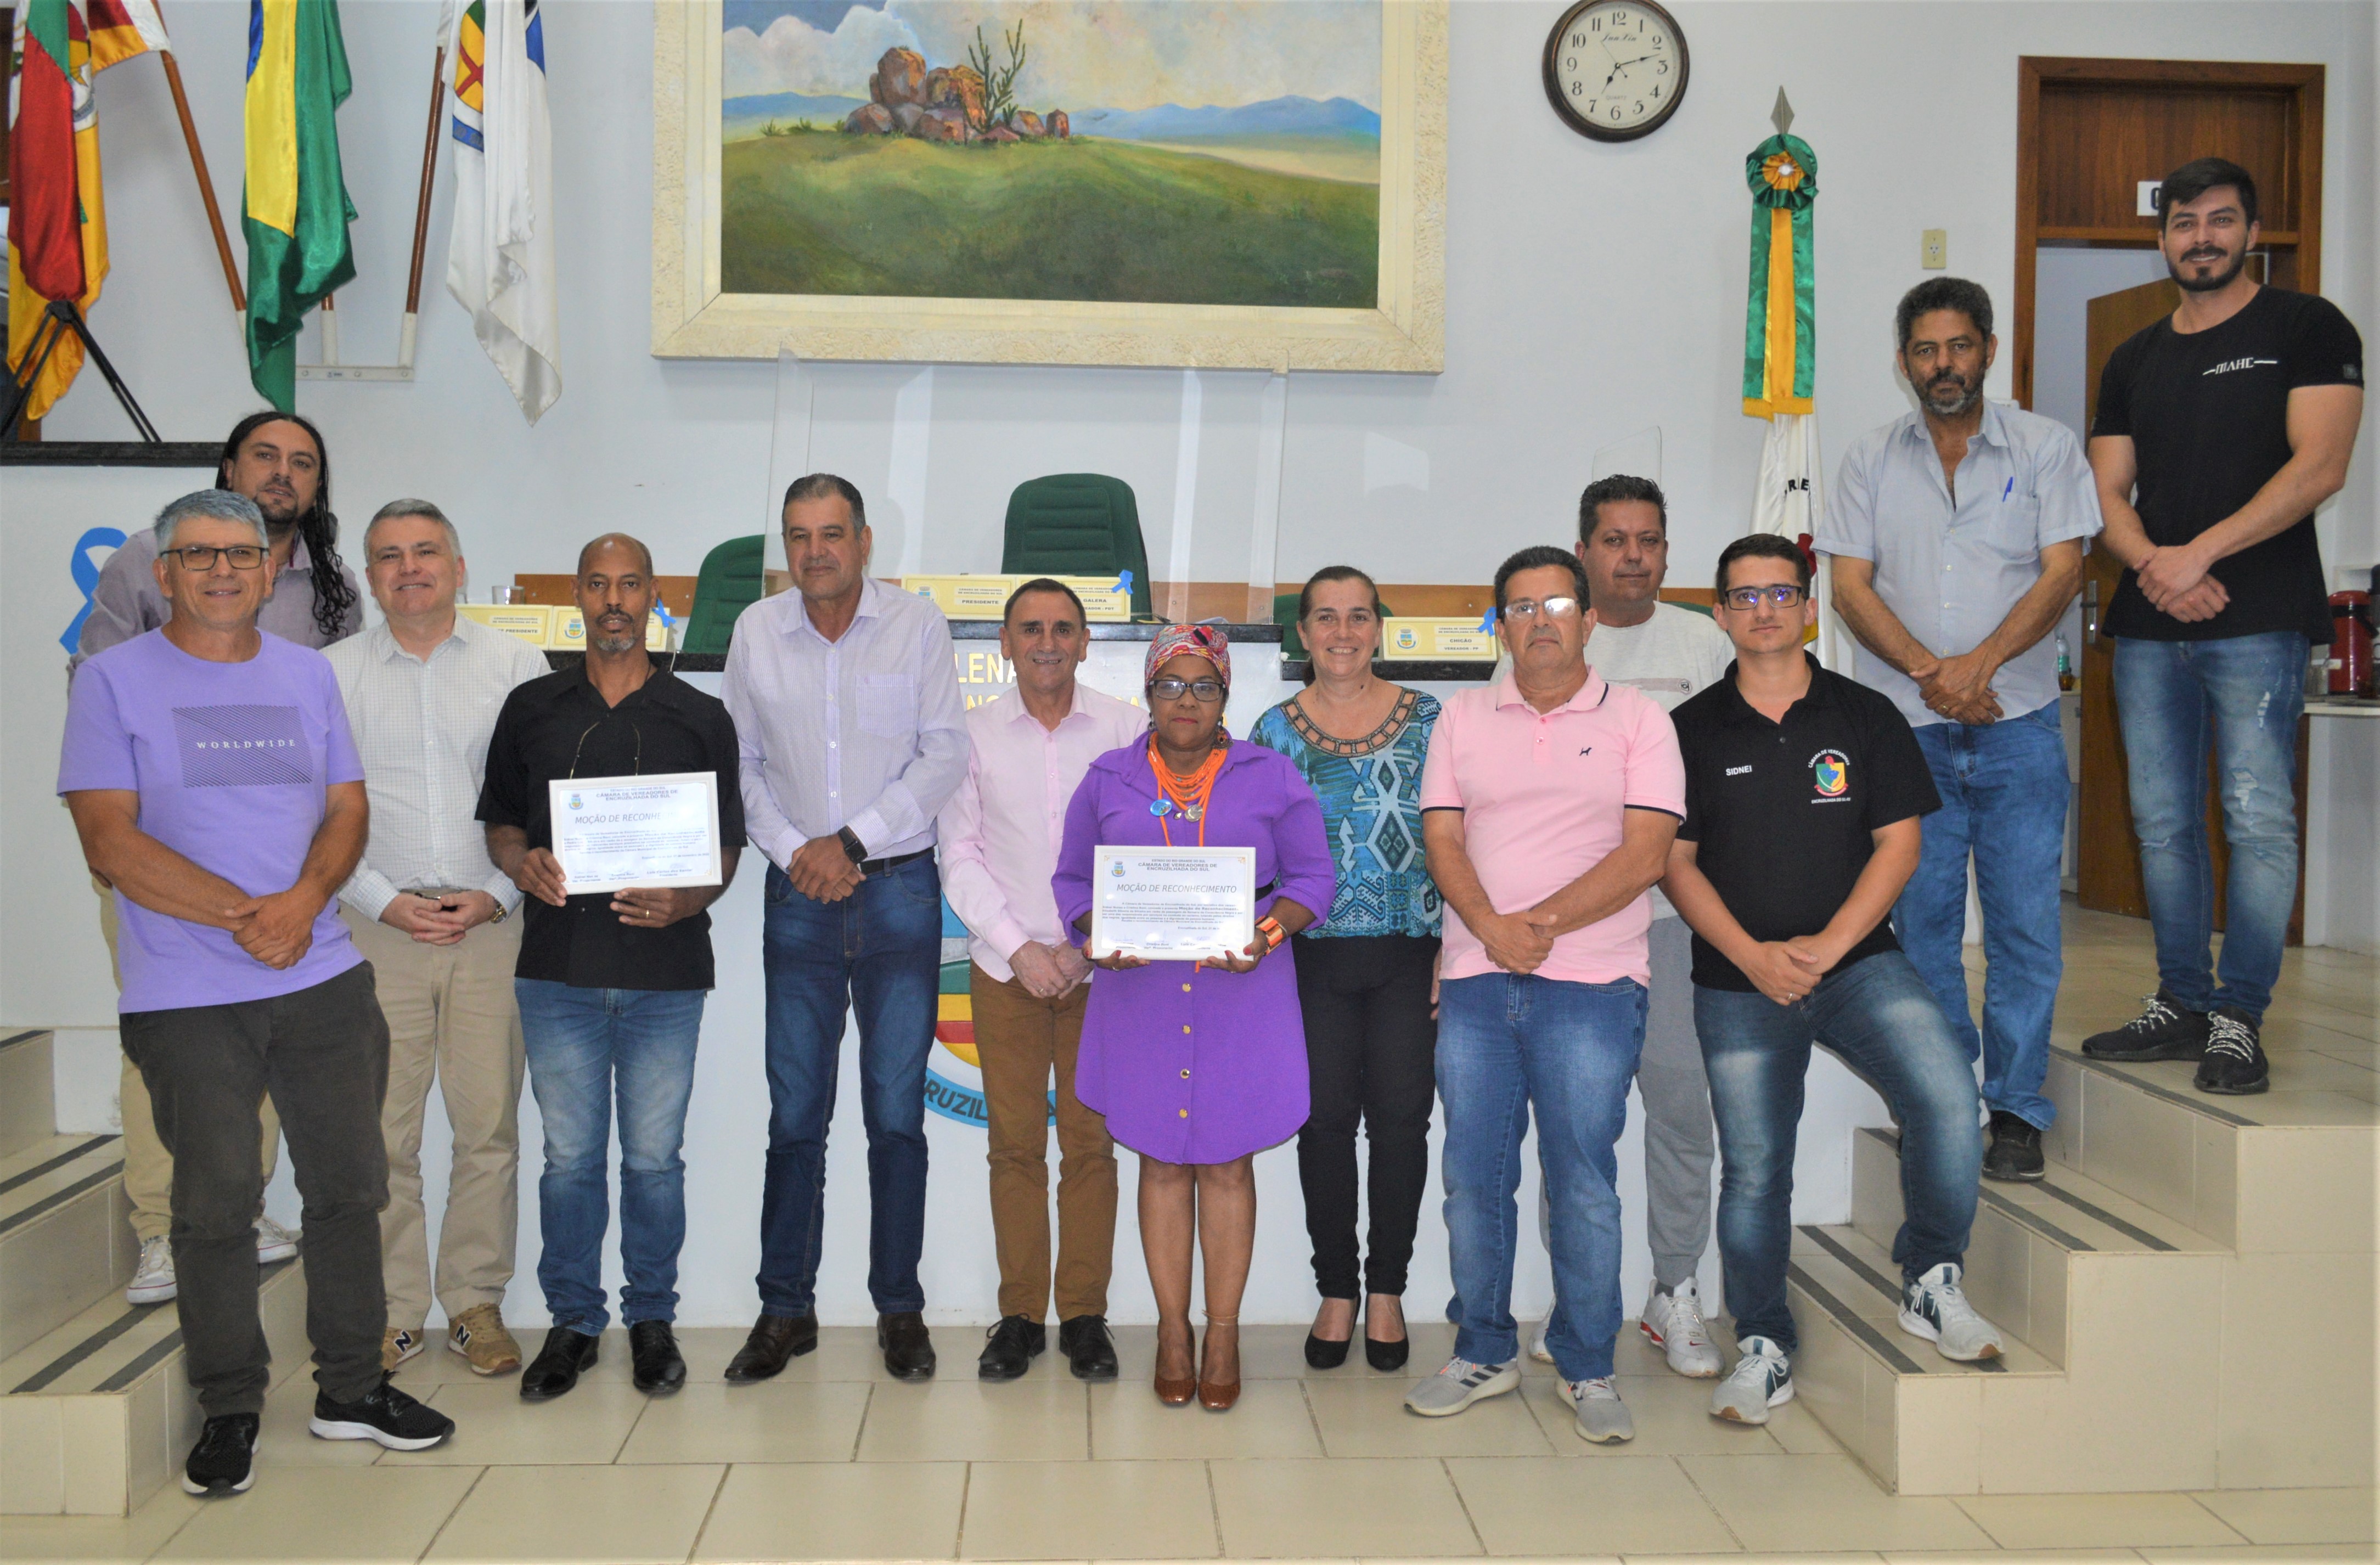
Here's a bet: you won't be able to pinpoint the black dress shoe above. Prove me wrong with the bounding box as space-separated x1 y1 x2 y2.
724 1313 818 1384
519 1326 600 1401
879 1311 937 1380
977 1315 1045 1380
629 1320 687 1393
1057 1314 1118 1381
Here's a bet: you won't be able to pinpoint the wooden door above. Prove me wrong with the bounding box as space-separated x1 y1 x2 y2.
2077 279 2180 917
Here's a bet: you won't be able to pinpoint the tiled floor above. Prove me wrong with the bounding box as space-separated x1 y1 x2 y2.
4 910 2373 1564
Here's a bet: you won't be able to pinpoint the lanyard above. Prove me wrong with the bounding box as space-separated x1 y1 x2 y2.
1147 743 1224 848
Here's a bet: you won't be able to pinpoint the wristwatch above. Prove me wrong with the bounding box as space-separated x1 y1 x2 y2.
488 902 510 924
837 826 868 864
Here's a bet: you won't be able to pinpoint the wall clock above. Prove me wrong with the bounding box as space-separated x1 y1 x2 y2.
1543 0 1690 142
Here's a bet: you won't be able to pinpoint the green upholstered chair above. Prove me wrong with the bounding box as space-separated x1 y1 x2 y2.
680 534 766 655
1000 474 1153 620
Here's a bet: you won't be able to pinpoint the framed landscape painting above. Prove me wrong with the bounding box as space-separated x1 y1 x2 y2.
652 0 1445 371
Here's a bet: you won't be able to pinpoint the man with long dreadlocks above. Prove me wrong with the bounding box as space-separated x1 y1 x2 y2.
72 410 365 1308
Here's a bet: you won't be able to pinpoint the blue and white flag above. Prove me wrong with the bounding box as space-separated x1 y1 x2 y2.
443 0 558 423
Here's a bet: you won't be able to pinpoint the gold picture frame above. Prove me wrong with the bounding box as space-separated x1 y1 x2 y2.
650 0 1445 372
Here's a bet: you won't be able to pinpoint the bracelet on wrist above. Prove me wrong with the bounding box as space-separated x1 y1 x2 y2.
1256 915 1286 953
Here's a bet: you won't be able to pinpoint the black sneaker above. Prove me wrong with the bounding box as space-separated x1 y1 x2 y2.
1982 1110 2046 1183
182 1412 259 1497
2195 1006 2270 1095
308 1374 455 1451
2080 991 2211 1061
977 1314 1045 1381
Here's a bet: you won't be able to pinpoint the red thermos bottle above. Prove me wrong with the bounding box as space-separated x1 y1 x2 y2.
2331 589 2373 696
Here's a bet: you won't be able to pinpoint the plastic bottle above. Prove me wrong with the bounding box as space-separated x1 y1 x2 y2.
2055 632 2074 692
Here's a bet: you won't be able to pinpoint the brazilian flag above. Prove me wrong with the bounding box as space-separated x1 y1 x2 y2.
243 0 356 412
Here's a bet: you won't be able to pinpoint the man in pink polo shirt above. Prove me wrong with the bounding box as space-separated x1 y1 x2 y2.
937 580 1146 1383
1406 545 1684 1445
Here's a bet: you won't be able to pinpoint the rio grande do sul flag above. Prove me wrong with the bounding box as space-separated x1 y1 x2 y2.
243 0 356 412
5 0 169 422
444 0 560 423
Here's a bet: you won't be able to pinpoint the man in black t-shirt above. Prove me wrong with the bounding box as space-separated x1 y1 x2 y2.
1664 534 2000 1429
2086 156 2365 1094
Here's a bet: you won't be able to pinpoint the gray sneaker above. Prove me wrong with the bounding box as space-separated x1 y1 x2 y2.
1403 1355 1520 1417
1563 1376 1634 1443
1711 1336 1793 1423
1899 1263 2004 1361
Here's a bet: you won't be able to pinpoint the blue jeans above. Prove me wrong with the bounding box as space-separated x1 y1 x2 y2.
1694 953 1980 1355
757 856 942 1318
2113 633 2307 1020
515 981 706 1333
1898 702 2067 1129
1437 971 1645 1382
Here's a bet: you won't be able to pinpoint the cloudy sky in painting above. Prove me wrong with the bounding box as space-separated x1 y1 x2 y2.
722 0 1381 111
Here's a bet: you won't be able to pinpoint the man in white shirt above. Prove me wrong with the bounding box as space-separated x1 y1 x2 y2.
937 581 1145 1382
327 501 548 1377
1529 475 1734 1380
721 474 969 1384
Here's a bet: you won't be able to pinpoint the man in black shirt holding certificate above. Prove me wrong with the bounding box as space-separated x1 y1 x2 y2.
1664 534 2001 1429
2086 157 2365 1095
479 534 744 1403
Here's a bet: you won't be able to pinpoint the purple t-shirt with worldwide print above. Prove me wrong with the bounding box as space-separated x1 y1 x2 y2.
59 629 365 1014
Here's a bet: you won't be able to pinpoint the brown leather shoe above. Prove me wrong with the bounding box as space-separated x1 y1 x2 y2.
723 1313 817 1384
1154 1320 1196 1406
1197 1316 1241 1412
877 1311 936 1380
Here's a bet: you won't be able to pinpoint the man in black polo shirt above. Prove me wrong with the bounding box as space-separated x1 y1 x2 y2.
1664 533 2001 1428
2085 156 2365 1095
479 534 744 1403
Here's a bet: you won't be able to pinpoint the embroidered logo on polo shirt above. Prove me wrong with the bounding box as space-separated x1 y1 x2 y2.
1809 750 1850 800
1725 765 1753 777
172 706 311 789
2201 357 2279 376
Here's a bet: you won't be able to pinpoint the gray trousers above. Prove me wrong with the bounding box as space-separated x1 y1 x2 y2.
1539 915 1712 1292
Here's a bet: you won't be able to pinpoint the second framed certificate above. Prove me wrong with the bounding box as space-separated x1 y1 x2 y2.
1090 847 1257 964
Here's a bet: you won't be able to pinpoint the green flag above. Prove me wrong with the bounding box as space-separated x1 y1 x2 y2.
243 0 356 412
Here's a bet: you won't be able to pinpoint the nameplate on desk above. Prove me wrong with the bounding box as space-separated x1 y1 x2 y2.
1382 617 1499 660
902 574 1132 622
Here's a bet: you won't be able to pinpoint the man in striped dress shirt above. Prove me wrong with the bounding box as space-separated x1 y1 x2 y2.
328 501 549 1378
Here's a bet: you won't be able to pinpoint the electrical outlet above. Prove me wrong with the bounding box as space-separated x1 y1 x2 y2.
1921 229 1948 269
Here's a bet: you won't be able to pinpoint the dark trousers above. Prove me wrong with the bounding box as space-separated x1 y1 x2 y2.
1292 933 1439 1299
118 961 391 1416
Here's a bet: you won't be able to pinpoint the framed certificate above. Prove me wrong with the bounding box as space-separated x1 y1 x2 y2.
548 772 723 897
1090 846 1257 963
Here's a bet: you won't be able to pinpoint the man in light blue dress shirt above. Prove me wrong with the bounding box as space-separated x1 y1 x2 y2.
719 474 968 1383
1816 278 2102 1183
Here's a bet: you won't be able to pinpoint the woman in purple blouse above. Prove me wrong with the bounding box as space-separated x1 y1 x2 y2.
1054 627 1335 1411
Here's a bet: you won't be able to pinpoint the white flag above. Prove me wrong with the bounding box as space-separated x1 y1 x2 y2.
1749 409 1840 665
446 0 560 424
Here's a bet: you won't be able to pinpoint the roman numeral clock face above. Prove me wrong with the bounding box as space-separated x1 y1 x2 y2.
1543 0 1690 142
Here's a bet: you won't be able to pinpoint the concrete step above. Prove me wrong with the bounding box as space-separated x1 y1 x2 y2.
0 1031 56 1159
0 1132 136 1363
0 1257 306 1515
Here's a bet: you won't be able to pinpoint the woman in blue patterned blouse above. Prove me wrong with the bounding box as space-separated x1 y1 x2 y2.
1250 566 1441 1373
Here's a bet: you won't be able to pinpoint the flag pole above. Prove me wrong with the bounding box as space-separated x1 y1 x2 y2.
400 43 449 371
149 8 244 315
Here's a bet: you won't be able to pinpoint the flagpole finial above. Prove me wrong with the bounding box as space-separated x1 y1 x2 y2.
1770 88 1794 136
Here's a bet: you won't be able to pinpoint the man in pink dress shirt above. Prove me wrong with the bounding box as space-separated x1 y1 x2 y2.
938 581 1146 1382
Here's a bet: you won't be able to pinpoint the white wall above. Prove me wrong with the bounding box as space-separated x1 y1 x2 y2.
5 1 2373 1329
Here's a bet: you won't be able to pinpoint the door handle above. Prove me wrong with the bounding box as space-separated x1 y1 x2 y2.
2084 578 2101 645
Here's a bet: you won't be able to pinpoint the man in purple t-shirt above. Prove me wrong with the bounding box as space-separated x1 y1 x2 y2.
58 490 455 1498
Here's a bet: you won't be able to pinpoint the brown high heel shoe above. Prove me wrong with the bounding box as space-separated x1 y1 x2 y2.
1197 1314 1241 1411
1154 1321 1196 1406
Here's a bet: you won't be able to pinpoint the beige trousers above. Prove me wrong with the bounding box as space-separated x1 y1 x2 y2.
341 903 525 1331
100 878 281 1243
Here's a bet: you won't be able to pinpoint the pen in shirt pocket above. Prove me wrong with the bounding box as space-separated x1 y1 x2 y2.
2001 478 2015 502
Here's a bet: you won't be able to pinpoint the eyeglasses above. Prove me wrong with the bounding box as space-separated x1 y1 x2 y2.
165 544 268 571
1721 584 1808 611
1149 677 1226 703
1501 596 1580 623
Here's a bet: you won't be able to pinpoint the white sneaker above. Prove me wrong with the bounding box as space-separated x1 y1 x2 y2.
1563 1376 1634 1443
1639 1277 1723 1378
1403 1356 1520 1417
127 1236 176 1305
1710 1335 1793 1423
1529 1312 1555 1364
1899 1262 2004 1361
253 1215 300 1264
